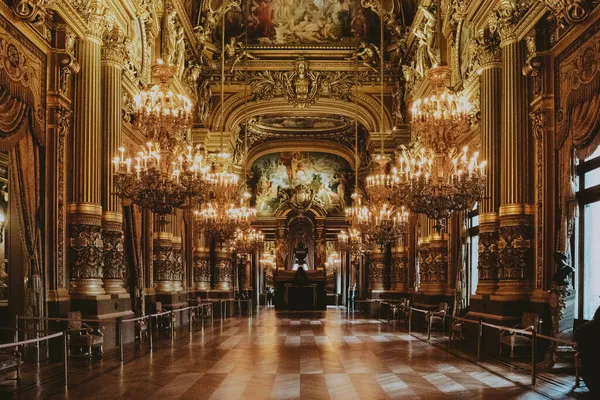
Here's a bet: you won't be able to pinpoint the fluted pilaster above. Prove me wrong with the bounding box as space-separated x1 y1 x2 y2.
477 41 502 295
101 29 128 295
500 40 531 206
69 34 104 296
497 34 534 298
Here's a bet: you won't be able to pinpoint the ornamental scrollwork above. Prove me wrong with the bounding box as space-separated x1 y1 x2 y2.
497 216 533 280
193 254 210 283
248 57 356 108
477 227 498 281
55 107 71 287
70 224 104 279
540 0 595 28
12 0 54 25
153 241 174 281
488 0 532 44
102 228 125 279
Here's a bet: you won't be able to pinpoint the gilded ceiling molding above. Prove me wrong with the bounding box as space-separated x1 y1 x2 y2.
247 57 357 108
211 94 385 136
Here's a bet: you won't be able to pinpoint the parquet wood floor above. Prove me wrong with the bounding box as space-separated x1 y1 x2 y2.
0 308 586 399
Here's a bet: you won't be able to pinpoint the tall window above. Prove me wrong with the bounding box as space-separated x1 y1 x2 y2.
467 205 479 301
577 147 600 320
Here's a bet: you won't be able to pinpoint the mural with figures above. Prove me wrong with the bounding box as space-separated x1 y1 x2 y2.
221 0 382 45
250 152 352 216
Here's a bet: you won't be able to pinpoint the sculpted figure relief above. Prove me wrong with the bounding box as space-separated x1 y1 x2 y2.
225 37 259 71
346 41 380 72
413 4 440 78
161 7 178 64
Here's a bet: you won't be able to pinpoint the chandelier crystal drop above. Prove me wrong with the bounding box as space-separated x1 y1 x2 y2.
365 154 396 208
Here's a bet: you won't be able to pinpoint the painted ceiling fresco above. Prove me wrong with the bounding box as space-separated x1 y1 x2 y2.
250 152 353 216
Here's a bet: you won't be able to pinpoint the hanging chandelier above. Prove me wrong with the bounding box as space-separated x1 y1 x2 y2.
337 227 365 257
359 3 409 249
206 152 241 205
230 228 265 255
397 68 486 231
193 202 239 244
113 61 206 214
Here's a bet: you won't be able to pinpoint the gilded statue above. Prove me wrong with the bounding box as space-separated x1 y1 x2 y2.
225 37 258 72
173 23 186 77
346 41 380 73
196 79 212 123
161 7 178 64
413 5 440 78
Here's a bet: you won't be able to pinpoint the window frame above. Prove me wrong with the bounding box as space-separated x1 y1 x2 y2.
466 207 479 304
576 154 600 320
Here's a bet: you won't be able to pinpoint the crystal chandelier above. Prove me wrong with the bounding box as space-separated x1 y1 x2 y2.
193 202 238 244
230 228 265 255
206 152 241 205
337 227 364 257
113 61 205 214
357 203 409 249
397 68 486 231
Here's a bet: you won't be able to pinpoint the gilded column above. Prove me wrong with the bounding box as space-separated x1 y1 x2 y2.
421 231 448 295
68 13 108 296
193 232 211 291
153 214 175 294
368 248 385 292
391 240 408 292
491 2 534 298
476 30 502 295
101 28 128 295
214 249 233 291
171 211 184 293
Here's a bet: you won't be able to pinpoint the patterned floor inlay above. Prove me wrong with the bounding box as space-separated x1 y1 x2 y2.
1 308 587 399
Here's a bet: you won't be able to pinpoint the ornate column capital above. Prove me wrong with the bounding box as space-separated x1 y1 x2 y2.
101 27 129 69
473 29 502 70
73 2 112 42
488 0 529 45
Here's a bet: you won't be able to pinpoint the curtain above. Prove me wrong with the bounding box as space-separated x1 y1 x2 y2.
9 133 43 319
0 86 31 151
124 204 144 315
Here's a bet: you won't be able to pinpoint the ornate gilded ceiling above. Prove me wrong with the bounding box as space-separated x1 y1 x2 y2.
233 115 370 167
